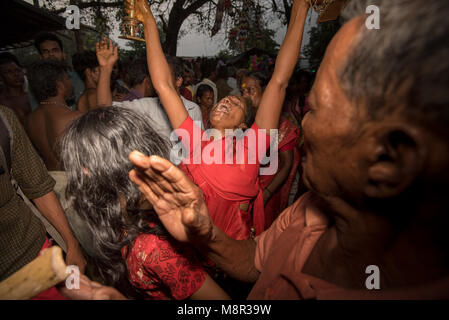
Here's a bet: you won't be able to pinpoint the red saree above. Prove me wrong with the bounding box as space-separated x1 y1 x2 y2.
177 117 271 240
259 117 300 230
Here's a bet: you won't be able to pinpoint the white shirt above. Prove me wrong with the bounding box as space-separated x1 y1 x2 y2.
113 96 203 164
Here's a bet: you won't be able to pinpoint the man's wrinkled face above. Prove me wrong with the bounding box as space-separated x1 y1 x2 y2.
39 40 64 61
301 18 369 198
0 62 24 88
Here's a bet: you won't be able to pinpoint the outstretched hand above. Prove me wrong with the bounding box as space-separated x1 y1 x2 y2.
129 151 214 244
96 38 118 69
125 0 153 24
59 274 127 300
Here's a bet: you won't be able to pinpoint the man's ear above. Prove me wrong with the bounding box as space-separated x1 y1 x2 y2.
56 80 65 96
364 124 426 198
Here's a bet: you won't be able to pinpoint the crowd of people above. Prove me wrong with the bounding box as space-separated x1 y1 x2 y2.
0 0 448 300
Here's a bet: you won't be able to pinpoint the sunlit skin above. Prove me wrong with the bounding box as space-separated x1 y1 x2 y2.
39 40 65 61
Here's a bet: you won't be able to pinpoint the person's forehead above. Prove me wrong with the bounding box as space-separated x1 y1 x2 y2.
243 76 258 85
40 40 61 50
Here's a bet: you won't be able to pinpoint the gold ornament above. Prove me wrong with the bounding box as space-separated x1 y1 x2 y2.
119 0 145 42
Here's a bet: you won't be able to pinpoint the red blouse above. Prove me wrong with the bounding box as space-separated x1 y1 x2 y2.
123 228 207 300
176 117 272 239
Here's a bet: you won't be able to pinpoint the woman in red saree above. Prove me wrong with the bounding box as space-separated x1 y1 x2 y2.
130 0 308 240
242 72 301 230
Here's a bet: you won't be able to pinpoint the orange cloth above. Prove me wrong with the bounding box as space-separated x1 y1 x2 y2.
249 192 334 299
177 117 271 240
250 192 449 299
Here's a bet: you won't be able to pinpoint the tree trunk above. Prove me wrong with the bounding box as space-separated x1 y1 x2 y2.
162 0 211 56
74 30 84 53
164 20 182 56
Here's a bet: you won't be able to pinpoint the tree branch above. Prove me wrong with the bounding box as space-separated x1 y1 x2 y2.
182 0 211 19
159 14 168 33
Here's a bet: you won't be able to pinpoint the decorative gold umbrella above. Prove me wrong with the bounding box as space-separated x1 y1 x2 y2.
119 0 145 42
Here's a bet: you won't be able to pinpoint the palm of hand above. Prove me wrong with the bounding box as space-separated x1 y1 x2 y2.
96 39 118 68
153 186 210 242
128 153 213 243
97 50 116 67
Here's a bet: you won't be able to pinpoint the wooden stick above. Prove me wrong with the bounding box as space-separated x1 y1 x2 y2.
0 246 68 300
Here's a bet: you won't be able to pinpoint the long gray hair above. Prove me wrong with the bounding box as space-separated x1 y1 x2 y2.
60 106 170 298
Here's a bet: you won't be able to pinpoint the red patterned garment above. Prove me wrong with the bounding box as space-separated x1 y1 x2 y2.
122 230 207 300
260 116 301 230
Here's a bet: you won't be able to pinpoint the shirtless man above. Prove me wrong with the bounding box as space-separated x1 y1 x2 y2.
72 51 99 112
32 32 85 110
0 53 31 126
26 60 82 170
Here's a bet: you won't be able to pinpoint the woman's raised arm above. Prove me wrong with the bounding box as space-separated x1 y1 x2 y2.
255 0 310 131
127 0 188 129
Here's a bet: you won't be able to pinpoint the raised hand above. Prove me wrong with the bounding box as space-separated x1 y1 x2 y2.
96 38 118 69
128 151 214 244
125 0 153 24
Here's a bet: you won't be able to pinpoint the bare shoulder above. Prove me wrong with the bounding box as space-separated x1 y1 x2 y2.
26 107 44 130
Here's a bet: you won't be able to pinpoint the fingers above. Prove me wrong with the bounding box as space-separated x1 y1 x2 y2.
124 0 133 15
96 37 117 52
129 150 151 169
129 169 160 205
129 151 198 193
129 152 175 192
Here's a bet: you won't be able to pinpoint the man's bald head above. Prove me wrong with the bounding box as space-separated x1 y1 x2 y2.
339 0 449 139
